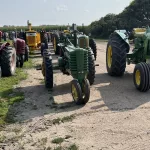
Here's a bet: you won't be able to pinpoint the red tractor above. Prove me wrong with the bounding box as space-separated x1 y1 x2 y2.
0 42 16 77
13 38 29 68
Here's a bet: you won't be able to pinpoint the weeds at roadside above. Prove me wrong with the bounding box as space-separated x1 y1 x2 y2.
23 59 34 69
61 115 75 123
0 134 6 143
52 115 75 125
68 144 78 150
0 60 33 125
54 146 63 150
52 137 64 144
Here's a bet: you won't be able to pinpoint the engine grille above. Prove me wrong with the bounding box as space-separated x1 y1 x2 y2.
69 49 88 73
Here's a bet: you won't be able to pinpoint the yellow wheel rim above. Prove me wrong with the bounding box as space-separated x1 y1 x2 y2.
107 45 112 68
54 37 56 52
135 70 141 86
72 84 78 101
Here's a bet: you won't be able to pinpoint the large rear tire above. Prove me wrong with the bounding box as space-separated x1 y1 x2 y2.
106 33 128 76
43 49 53 89
133 62 150 92
41 43 45 56
89 38 97 60
1 47 16 76
87 50 95 85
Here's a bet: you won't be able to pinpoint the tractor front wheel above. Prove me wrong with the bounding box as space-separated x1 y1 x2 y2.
133 62 150 92
43 50 53 88
89 38 97 60
87 50 95 85
81 79 90 104
53 34 60 55
71 79 82 105
71 79 90 105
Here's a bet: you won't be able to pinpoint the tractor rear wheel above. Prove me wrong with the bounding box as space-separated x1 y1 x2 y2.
24 45 29 62
87 50 95 85
53 33 60 55
43 50 53 89
19 55 24 68
1 47 16 76
106 34 127 76
133 62 150 92
71 79 82 105
89 38 97 60
41 43 45 56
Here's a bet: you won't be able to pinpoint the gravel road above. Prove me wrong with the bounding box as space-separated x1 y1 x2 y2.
0 41 150 150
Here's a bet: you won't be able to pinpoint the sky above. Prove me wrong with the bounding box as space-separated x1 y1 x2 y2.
0 0 132 26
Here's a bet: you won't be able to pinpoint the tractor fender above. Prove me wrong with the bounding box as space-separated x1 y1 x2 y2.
114 30 130 53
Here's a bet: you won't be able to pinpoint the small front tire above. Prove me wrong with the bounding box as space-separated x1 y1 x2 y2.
133 62 150 92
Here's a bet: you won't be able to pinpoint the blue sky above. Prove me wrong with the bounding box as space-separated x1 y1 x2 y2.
0 0 132 26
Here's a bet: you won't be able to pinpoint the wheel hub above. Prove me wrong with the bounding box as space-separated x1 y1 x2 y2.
107 45 112 68
135 70 141 86
71 84 78 101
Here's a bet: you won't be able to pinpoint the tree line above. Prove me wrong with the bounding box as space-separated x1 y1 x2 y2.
89 0 150 38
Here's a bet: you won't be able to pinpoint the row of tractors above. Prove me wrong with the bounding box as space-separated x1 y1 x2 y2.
0 21 49 78
41 24 97 105
106 27 150 92
0 39 29 77
2 21 150 105
40 24 150 105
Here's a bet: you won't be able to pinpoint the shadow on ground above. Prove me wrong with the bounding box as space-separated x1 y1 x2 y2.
91 72 150 111
6 81 83 123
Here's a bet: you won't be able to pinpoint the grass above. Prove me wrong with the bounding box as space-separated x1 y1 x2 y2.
23 58 34 69
68 144 78 150
51 137 78 150
52 137 64 144
52 115 75 125
61 115 75 123
0 39 13 46
0 134 6 143
0 65 29 125
54 147 62 150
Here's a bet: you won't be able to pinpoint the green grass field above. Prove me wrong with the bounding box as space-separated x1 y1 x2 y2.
0 60 33 125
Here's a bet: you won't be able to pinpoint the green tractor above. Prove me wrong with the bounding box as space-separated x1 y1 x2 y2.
52 25 97 60
106 27 150 92
42 24 96 105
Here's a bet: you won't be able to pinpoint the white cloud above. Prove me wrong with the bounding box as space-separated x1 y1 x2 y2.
84 9 89 13
56 4 68 12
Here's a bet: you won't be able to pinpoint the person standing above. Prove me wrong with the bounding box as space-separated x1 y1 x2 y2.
3 32 6 41
0 31 2 42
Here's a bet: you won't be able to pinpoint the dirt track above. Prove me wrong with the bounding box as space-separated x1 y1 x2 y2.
1 41 150 150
